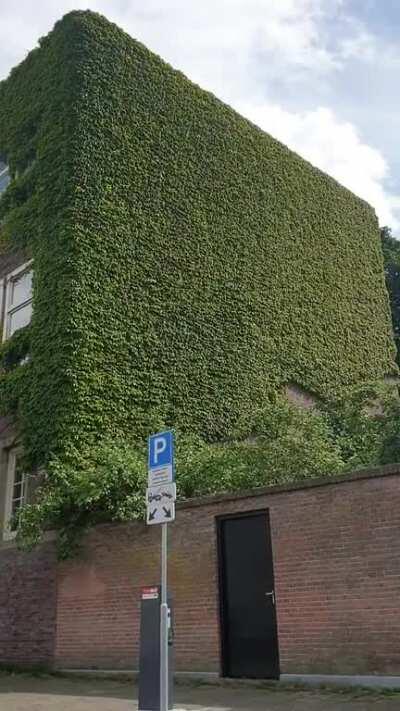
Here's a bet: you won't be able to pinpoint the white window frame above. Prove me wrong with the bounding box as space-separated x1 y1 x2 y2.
3 448 27 540
2 260 33 342
0 163 9 196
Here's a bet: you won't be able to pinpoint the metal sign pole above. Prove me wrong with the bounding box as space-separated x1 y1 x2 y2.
160 522 168 711
147 430 175 711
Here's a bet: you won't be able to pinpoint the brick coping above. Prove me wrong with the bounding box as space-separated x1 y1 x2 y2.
178 461 400 511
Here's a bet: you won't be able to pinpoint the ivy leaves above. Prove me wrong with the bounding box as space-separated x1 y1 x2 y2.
0 12 396 489
15 388 400 559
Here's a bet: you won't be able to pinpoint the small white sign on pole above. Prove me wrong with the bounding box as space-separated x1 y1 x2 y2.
146 483 176 525
148 465 173 488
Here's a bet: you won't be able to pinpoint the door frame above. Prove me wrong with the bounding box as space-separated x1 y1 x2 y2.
215 508 280 678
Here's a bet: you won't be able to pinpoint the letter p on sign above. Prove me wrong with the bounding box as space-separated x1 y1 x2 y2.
148 430 174 473
154 436 167 464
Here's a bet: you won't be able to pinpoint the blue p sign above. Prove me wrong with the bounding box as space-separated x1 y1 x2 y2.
148 430 174 473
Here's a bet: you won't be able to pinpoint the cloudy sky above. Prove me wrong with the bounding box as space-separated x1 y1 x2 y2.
1 1 399 229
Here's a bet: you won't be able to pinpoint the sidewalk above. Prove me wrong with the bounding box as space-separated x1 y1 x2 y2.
0 674 399 711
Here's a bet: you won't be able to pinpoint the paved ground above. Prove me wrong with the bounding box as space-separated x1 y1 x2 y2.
0 674 398 711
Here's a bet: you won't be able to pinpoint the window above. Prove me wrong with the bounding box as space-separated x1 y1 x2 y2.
0 161 10 196
3 263 33 340
3 450 27 539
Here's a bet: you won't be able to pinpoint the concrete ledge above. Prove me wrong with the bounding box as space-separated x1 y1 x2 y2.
58 669 218 684
59 669 400 690
175 672 219 683
58 669 138 681
281 674 400 690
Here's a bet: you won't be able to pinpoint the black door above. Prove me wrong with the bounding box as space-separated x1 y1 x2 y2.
218 511 279 679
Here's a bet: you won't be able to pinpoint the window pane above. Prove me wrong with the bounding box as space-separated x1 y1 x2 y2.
13 480 22 499
10 271 32 307
14 469 24 485
0 168 10 195
8 302 32 336
4 453 26 536
11 496 23 522
10 467 26 529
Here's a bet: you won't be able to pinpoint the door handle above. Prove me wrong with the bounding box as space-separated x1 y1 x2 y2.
265 591 275 605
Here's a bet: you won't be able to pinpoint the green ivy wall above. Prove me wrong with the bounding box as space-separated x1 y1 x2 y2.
0 11 396 468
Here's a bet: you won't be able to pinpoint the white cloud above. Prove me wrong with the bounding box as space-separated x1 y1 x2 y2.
107 0 344 102
0 0 399 228
237 103 400 227
338 24 400 69
0 0 343 98
339 30 378 62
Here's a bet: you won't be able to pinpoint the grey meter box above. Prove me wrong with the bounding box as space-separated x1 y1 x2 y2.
138 586 173 711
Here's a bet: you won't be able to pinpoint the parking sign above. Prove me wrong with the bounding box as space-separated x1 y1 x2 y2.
148 430 174 487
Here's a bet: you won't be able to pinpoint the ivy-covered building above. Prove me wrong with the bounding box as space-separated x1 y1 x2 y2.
0 10 396 539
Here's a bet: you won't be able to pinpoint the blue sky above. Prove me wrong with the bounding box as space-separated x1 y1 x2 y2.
1 0 399 229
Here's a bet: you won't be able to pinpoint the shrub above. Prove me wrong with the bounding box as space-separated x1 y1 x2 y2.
16 397 348 558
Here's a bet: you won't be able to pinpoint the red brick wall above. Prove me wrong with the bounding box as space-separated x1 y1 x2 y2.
0 542 57 668
54 469 400 676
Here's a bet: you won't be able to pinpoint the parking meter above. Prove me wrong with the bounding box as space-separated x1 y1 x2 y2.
138 586 173 711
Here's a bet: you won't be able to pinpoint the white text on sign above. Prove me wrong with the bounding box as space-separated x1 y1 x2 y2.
148 465 173 487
